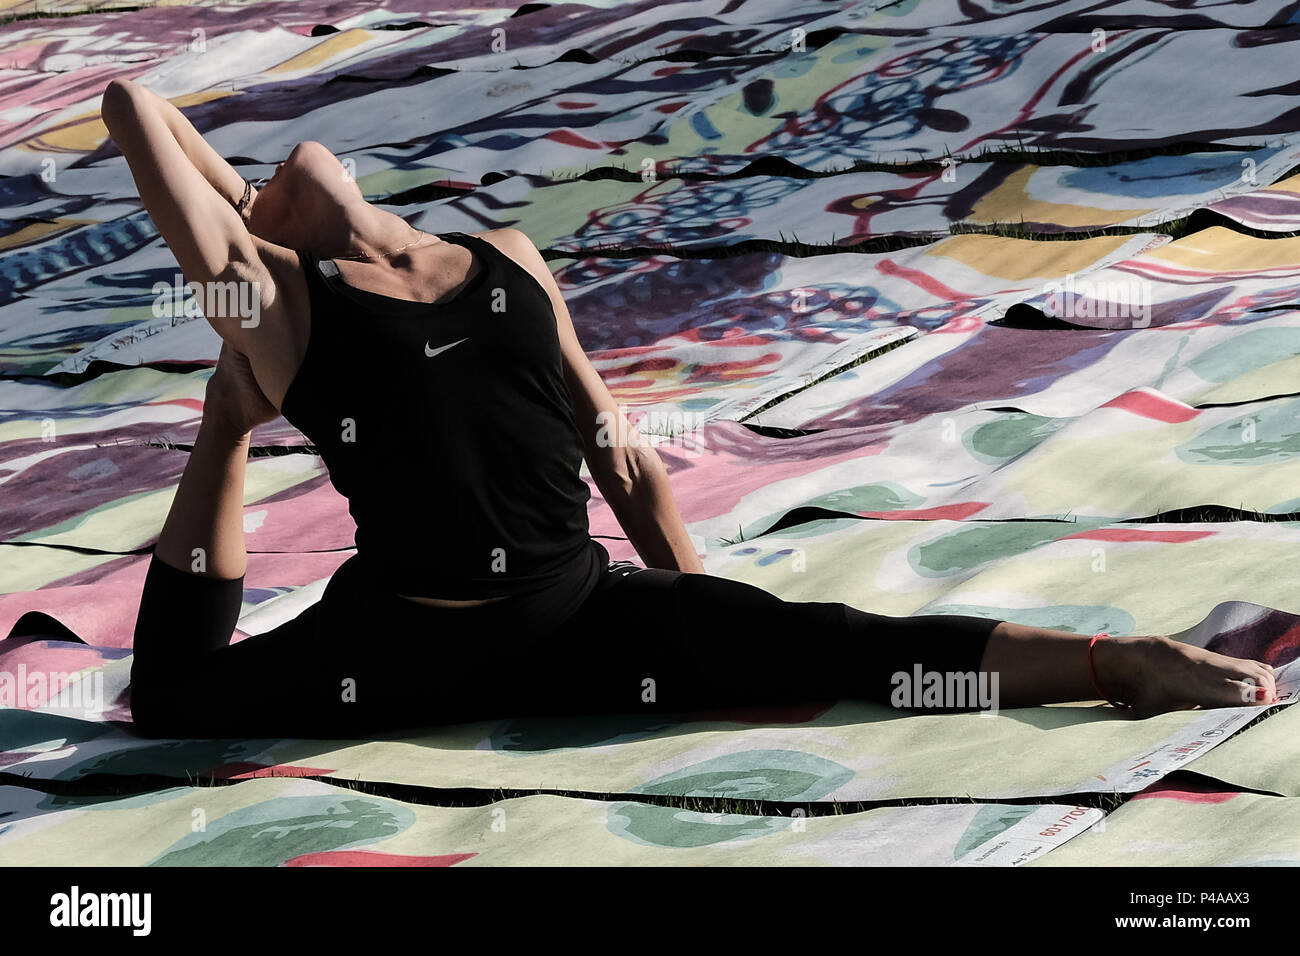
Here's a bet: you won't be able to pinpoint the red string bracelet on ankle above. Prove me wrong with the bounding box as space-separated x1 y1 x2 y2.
1088 632 1126 708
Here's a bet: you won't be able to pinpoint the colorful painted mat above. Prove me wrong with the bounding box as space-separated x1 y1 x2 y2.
0 778 1102 867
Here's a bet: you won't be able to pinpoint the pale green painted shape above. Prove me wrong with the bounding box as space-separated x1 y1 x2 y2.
1185 327 1300 383
607 804 787 848
965 412 1066 465
1176 399 1300 465
909 521 1104 578
148 795 413 867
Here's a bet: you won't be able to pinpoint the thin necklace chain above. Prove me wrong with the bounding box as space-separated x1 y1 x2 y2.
325 225 438 261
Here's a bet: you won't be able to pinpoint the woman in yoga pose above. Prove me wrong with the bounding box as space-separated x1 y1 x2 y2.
103 78 1279 740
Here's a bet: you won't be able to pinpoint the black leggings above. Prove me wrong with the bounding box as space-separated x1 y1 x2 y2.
128 549 1002 739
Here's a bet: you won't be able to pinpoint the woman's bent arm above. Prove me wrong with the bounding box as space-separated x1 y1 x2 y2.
154 398 252 580
101 78 268 351
154 344 279 578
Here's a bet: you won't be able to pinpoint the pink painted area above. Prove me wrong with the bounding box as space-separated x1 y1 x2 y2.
1100 389 1199 423
211 762 337 780
875 256 970 303
0 641 118 708
0 554 149 649
0 550 353 648
1059 529 1215 543
142 397 205 413
544 128 604 149
863 501 989 521
283 850 476 867
585 421 889 528
1130 780 1242 804
4 44 47 72
930 314 985 334
242 481 354 551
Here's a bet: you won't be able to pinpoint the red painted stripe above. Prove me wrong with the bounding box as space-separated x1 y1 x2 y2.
1131 781 1240 804
876 256 969 302
211 762 335 779
283 850 477 867
1100 390 1199 422
863 502 988 520
544 129 604 149
1060 529 1215 543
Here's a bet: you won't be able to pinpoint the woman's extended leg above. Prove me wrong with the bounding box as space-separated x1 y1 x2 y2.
499 565 1280 719
497 565 1001 717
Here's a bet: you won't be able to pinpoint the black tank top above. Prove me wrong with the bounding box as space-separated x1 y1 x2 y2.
282 231 608 601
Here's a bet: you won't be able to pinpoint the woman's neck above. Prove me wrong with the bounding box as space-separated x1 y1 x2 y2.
312 205 427 261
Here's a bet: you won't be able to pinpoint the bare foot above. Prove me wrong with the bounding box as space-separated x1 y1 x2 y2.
1093 635 1278 718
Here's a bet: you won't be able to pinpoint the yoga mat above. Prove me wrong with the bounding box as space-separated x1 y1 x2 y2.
622 28 1300 172
745 312 1300 431
653 393 1300 543
1005 227 1300 331
705 517 1300 640
413 148 1300 252
1032 782 1300 867
4 440 333 552
851 0 1300 35
1183 702 1300 797
0 778 1101 867
1203 170 1300 232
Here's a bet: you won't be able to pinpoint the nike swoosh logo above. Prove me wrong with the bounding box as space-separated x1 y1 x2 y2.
424 337 468 358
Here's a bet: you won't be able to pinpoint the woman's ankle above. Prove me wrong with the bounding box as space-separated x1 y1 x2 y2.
1092 634 1161 706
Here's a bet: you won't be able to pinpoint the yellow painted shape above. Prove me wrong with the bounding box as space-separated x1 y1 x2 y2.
21 88 238 154
1146 226 1300 271
967 166 1152 228
927 233 1134 281
0 218 96 252
269 29 372 73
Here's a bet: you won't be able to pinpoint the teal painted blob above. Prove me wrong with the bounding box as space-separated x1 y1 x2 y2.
632 749 854 803
59 737 278 783
1185 327 1300 383
607 803 787 848
0 710 113 750
747 517 861 540
1176 400 1300 465
954 804 1039 860
787 482 924 514
148 795 413 867
908 522 1099 578
921 604 1135 636
41 786 193 814
965 413 1065 466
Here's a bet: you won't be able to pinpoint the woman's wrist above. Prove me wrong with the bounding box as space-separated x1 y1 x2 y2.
234 179 257 222
199 399 254 445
